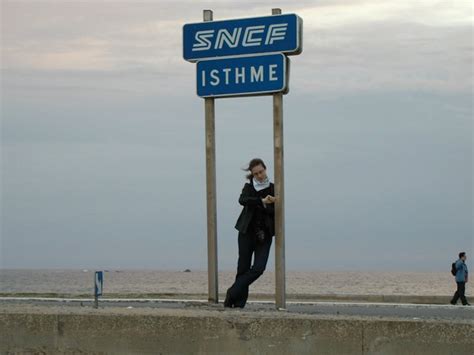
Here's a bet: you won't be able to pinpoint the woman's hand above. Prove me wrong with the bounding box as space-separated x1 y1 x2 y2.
262 195 275 204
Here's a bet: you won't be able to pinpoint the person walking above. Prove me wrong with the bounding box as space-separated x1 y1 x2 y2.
224 158 275 308
450 252 470 306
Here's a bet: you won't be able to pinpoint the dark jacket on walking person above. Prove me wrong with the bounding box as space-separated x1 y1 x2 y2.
450 252 470 306
225 158 275 308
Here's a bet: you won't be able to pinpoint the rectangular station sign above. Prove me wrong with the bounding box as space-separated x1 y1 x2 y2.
196 54 288 98
184 14 302 62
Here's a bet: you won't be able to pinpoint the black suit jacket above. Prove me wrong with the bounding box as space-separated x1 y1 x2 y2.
234 182 275 236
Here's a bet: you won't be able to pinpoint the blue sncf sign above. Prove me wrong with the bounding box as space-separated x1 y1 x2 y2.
183 14 302 62
197 54 288 98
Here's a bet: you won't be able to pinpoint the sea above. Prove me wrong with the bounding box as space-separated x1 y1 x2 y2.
0 269 470 297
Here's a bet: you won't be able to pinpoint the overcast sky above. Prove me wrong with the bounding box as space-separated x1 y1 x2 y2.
1 0 472 271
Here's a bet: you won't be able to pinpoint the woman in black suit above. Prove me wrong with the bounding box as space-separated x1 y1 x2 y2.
224 158 275 308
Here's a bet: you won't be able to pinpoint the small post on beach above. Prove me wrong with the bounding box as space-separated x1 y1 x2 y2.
94 271 103 309
272 7 286 310
203 9 219 304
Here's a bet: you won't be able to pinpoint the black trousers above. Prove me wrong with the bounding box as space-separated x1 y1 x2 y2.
226 231 272 308
451 282 468 305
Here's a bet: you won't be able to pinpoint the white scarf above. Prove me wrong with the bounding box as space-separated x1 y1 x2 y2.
253 176 270 191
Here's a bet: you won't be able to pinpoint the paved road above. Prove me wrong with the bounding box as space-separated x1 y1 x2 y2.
1 297 472 321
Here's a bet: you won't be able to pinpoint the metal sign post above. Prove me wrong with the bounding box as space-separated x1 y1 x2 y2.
273 7 286 309
184 8 301 309
203 9 219 304
274 91 285 309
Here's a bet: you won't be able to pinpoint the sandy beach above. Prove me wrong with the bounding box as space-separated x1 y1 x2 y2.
1 269 471 298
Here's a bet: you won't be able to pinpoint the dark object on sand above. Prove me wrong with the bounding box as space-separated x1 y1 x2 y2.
183 269 191 273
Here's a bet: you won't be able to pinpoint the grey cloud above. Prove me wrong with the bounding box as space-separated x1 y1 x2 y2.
1 1 472 271
290 22 472 94
3 2 471 95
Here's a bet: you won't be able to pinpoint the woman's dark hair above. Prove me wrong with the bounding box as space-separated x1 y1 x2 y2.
459 252 466 258
244 158 266 180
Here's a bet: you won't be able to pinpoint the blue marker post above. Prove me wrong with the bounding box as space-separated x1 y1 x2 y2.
94 271 103 309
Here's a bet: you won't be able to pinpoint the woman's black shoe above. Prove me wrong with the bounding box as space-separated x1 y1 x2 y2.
224 292 234 308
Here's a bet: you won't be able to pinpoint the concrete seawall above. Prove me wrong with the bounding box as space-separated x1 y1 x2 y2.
0 293 460 305
1 304 473 354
